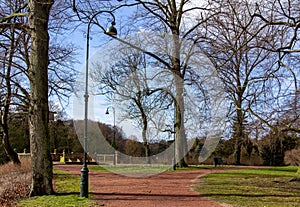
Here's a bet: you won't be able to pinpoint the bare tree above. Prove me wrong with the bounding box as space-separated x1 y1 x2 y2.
1 0 78 196
252 0 300 133
0 2 75 170
0 31 21 165
0 0 30 165
102 0 222 167
95 48 174 163
200 0 281 164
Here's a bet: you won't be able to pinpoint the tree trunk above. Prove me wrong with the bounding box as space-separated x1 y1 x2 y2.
174 74 188 168
233 107 244 165
141 108 150 164
170 11 188 167
1 26 21 165
2 129 21 165
28 0 54 196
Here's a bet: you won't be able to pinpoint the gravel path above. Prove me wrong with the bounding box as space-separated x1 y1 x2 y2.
55 165 232 207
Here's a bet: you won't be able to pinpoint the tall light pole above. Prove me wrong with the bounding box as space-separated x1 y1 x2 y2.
172 106 176 171
80 11 117 198
106 106 116 165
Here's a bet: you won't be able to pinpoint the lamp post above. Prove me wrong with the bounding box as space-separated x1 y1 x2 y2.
172 106 176 171
105 106 116 165
80 11 117 198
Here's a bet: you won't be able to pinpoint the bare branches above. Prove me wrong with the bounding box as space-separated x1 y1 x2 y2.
253 0 300 53
0 0 28 24
0 0 28 32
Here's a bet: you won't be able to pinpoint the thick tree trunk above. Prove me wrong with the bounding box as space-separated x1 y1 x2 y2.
28 0 54 196
170 13 188 167
174 75 188 168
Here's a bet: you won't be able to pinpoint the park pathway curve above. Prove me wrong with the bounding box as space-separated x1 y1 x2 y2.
55 165 232 207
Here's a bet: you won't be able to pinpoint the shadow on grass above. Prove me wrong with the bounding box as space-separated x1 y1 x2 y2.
89 192 203 201
52 192 79 196
200 193 300 198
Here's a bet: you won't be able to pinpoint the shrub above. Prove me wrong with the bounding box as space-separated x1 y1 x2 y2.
0 158 31 206
284 147 300 166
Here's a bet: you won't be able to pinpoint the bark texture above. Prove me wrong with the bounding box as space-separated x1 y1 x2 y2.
28 0 54 196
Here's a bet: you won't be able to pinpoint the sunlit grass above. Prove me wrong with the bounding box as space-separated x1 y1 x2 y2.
17 169 97 207
89 164 173 176
195 166 300 207
89 164 239 176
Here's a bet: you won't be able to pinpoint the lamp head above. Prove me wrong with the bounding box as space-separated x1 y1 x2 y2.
105 108 109 114
106 21 117 35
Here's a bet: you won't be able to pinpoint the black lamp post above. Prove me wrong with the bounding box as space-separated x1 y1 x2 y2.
105 106 116 165
172 106 176 171
80 11 117 198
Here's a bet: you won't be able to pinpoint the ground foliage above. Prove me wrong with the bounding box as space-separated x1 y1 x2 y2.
0 182 30 207
0 159 31 206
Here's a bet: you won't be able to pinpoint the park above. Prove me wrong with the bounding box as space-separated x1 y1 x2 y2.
0 0 299 206
0 158 299 206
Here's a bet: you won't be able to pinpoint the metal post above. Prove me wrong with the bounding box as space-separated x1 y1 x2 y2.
106 106 116 165
79 10 117 198
172 106 176 171
113 107 116 165
80 19 91 198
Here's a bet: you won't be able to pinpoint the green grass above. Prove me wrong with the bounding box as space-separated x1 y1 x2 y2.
89 164 174 175
89 164 229 174
17 169 97 207
88 165 110 172
195 166 300 207
174 165 238 171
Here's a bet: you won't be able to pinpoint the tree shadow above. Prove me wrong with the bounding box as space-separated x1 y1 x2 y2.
89 192 204 201
200 193 300 198
53 192 79 196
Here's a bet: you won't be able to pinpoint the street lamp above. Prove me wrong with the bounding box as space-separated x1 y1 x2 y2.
172 106 176 171
80 11 117 198
105 106 116 165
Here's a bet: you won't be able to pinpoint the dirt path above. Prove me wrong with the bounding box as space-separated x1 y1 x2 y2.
55 165 231 207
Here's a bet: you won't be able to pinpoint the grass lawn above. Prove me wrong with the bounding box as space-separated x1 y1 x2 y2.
88 164 224 174
17 169 97 207
195 166 300 207
89 164 175 175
